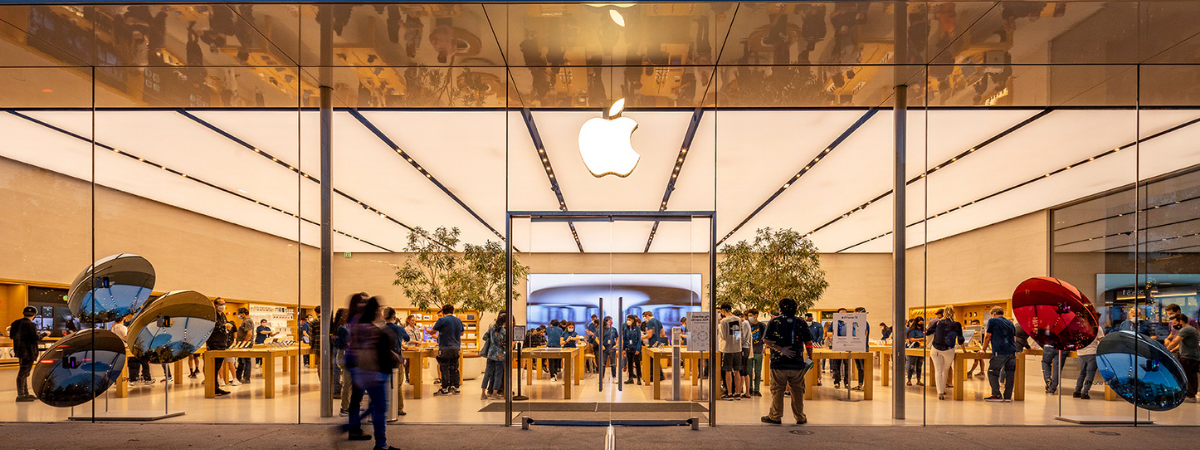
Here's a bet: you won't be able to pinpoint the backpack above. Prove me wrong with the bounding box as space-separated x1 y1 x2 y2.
943 323 960 349
480 327 493 355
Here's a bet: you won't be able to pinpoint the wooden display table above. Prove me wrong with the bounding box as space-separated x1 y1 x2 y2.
520 347 582 399
869 344 893 386
952 350 1026 401
203 345 310 399
114 349 205 398
645 347 709 400
805 350 874 400
401 347 435 399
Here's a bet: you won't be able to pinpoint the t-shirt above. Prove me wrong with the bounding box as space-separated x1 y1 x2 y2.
750 321 767 354
984 317 1017 355
741 319 752 349
764 315 812 371
719 315 743 354
645 318 664 347
237 318 255 342
299 322 311 342
431 315 464 350
562 329 579 348
1177 325 1200 361
255 325 271 344
545 326 563 348
808 322 824 345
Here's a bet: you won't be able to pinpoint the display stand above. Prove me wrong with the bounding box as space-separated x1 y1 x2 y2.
71 370 185 421
671 344 682 401
513 342 529 401
837 351 860 403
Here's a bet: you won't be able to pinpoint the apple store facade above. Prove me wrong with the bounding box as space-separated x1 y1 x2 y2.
2 0 1200 428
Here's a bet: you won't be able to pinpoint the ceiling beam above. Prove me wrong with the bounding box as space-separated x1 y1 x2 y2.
9 110 392 251
519 109 584 253
644 108 704 253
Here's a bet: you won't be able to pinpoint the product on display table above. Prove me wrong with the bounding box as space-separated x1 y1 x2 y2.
67 253 156 323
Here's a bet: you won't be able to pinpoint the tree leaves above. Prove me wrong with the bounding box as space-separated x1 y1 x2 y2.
392 226 528 313
714 227 828 314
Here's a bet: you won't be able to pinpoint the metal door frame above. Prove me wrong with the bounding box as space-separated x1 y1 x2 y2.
504 210 717 427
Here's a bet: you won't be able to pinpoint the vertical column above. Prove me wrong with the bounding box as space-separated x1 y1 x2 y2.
891 0 909 421
505 213 513 426
318 4 334 419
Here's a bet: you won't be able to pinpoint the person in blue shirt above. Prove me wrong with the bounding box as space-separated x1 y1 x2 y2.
601 317 619 380
382 307 409 415
622 315 643 384
562 321 580 348
545 319 564 381
642 311 664 347
586 315 600 372
431 304 464 395
980 306 1018 402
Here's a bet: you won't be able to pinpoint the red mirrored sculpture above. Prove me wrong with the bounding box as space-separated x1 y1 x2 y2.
1011 277 1099 351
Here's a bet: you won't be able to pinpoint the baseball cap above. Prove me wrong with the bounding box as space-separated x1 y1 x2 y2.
23 306 37 316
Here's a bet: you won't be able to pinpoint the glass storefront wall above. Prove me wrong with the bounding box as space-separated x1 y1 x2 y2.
1 0 1198 428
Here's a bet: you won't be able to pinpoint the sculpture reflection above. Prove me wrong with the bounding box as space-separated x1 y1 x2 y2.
67 254 156 324
1097 330 1187 411
1011 277 1099 351
128 290 216 364
31 329 127 407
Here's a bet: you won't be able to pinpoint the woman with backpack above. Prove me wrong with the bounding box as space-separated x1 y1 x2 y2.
905 317 926 386
926 305 964 400
480 312 507 400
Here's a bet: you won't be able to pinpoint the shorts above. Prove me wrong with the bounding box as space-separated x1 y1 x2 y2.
721 352 744 372
740 348 751 375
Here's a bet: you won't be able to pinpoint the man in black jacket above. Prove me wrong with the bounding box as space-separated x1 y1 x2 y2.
207 298 234 396
10 306 45 402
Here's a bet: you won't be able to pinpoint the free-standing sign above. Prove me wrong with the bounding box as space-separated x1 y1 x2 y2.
513 325 526 343
831 312 869 352
686 311 711 352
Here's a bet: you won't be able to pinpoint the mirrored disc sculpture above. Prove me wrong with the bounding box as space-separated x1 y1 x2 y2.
128 290 216 364
67 254 155 323
1096 330 1187 411
1011 277 1099 351
31 328 127 407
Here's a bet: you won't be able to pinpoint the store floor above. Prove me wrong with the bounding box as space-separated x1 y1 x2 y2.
0 355 1193 425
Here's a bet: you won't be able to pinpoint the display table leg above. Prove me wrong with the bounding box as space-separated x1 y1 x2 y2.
526 357 534 385
1104 384 1117 401
804 357 818 400
174 359 184 385
563 356 573 400
953 355 966 401
927 355 935 390
116 357 129 398
264 356 276 398
1015 354 1026 401
204 353 216 399
652 354 662 400
411 356 423 399
865 356 874 400
575 350 583 385
290 354 299 385
880 352 890 387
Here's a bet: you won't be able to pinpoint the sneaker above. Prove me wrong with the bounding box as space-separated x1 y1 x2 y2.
450 387 460 395
1072 391 1081 398
1003 398 1013 403
625 379 635 384
215 388 230 396
372 446 401 450
339 409 349 417
985 395 1004 402
1081 392 1090 400
938 393 945 400
491 393 504 400
143 379 156 386
1185 397 1197 403
229 380 241 386
434 389 449 396
760 415 782 424
16 395 35 403
722 395 734 401
188 372 198 379
550 376 557 382
347 430 371 441
752 391 762 397
481 391 489 399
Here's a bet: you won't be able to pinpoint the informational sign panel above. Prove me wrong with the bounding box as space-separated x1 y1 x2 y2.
686 312 711 352
513 325 526 343
831 312 869 352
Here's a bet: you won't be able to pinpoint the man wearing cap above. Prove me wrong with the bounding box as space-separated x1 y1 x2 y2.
10 306 46 402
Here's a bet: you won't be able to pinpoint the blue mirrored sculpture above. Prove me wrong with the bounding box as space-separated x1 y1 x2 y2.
31 329 127 407
1096 330 1187 411
68 254 156 323
128 290 216 364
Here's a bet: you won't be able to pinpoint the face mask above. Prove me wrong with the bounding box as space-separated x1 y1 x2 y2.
568 328 575 333
1174 324 1183 330
627 321 633 327
216 305 226 312
750 317 758 323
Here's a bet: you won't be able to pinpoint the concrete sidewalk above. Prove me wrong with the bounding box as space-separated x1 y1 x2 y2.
1 422 1195 449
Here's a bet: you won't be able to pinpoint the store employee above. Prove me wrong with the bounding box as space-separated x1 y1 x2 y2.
256 320 276 344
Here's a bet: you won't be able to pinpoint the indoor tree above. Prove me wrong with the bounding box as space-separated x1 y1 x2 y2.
457 240 530 314
393 226 466 311
715 227 828 314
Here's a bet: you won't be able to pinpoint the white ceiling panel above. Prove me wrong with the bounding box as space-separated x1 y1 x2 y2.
506 111 571 213
663 112 716 213
648 219 714 254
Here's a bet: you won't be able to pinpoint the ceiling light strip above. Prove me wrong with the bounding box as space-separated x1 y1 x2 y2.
837 116 1200 253
520 108 584 253
1098 229 1200 253
716 108 878 247
349 110 507 242
804 109 1053 239
1054 203 1200 248
8 110 391 252
644 108 705 253
176 110 450 251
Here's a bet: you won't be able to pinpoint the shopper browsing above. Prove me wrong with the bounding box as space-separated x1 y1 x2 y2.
1166 314 1200 403
10 306 47 402
381 307 408 415
717 303 744 400
926 305 964 400
206 298 234 396
235 307 254 384
748 309 767 396
980 307 1017 402
905 317 925 386
431 304 464 395
1073 326 1103 399
480 312 508 400
760 298 813 425
545 319 563 381
739 310 752 398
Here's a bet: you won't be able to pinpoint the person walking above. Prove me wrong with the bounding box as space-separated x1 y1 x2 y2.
980 307 1017 402
1166 314 1200 403
760 298 813 425
206 298 234 396
311 306 322 379
601 316 619 381
905 317 925 386
623 315 643 384
927 305 963 400
342 296 400 450
1073 326 1103 399
10 306 46 402
480 312 507 400
749 309 767 396
431 304 464 395
332 307 352 412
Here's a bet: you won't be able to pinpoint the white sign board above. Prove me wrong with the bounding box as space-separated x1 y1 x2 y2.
686 311 711 352
831 312 869 352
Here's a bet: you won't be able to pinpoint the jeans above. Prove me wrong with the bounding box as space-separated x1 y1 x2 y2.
16 358 33 397
987 352 1017 399
829 359 849 386
749 353 764 392
340 360 355 412
349 370 390 449
767 369 806 423
481 359 504 393
1075 354 1098 394
1042 346 1068 391
1182 358 1200 399
236 357 252 381
931 348 956 395
625 349 642 381
603 349 617 378
437 348 461 389
906 355 924 381
854 359 865 385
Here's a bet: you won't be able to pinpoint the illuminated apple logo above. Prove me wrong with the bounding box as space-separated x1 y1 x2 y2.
578 98 639 178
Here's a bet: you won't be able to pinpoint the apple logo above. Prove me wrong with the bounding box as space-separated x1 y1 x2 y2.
578 98 640 178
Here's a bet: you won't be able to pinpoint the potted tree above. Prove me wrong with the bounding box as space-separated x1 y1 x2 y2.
715 227 828 314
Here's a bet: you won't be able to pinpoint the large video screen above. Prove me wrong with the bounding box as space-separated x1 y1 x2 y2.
526 273 702 333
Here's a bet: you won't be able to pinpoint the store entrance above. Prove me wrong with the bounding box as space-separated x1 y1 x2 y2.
504 211 715 427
